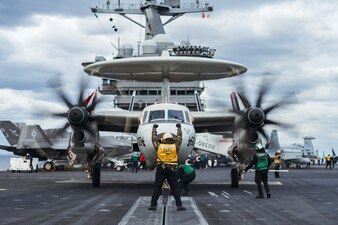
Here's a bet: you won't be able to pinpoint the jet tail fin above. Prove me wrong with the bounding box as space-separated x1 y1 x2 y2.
303 136 316 157
0 121 21 146
17 125 52 149
267 130 280 153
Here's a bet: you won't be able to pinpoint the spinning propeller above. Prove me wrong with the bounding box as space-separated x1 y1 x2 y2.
232 78 295 143
49 76 101 142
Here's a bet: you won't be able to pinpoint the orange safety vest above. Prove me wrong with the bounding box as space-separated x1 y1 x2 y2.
157 143 178 165
326 156 331 161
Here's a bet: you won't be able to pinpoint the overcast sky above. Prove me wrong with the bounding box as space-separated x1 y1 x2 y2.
0 0 337 157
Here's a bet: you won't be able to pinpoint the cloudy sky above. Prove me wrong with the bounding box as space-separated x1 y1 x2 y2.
0 0 337 157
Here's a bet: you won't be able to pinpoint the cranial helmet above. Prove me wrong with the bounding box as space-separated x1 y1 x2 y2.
162 132 173 141
254 142 264 151
277 149 282 154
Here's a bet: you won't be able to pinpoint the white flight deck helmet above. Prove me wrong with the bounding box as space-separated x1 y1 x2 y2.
254 140 264 151
161 132 173 142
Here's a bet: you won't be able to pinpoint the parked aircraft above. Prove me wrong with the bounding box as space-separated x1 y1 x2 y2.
46 1 292 187
0 120 133 171
266 130 313 168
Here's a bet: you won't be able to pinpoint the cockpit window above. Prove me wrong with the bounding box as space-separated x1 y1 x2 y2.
149 110 165 121
142 111 148 123
184 111 190 123
168 110 184 122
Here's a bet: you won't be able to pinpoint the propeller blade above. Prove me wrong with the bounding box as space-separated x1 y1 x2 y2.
55 88 74 109
87 97 102 113
237 92 251 109
256 81 270 108
265 119 280 126
78 78 89 106
264 92 296 115
55 122 70 137
257 127 268 141
52 112 68 118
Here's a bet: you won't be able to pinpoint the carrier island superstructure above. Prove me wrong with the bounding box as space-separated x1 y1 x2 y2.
86 0 214 111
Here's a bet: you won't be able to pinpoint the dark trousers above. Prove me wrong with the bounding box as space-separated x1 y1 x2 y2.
150 165 182 207
274 165 280 178
132 161 138 173
255 170 270 196
326 161 332 169
178 171 196 195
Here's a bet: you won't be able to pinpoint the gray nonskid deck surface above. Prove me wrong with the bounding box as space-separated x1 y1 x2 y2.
0 166 338 225
118 196 208 225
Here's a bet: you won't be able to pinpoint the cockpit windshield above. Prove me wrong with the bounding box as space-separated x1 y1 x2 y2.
149 110 165 121
168 110 184 122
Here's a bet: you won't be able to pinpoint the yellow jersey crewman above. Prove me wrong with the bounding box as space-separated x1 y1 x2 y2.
148 123 186 211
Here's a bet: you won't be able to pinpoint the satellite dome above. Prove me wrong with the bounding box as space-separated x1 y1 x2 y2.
142 39 157 54
152 34 174 54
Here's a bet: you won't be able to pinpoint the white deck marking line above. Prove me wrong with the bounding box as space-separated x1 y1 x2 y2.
243 190 253 195
208 192 219 197
0 188 8 191
118 197 143 225
188 197 209 225
222 191 230 196
221 193 229 199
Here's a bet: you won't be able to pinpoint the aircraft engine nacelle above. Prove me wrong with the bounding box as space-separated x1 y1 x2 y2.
136 122 195 168
71 122 99 156
229 128 258 165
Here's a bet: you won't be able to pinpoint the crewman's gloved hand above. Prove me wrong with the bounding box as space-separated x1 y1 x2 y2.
176 123 181 128
153 124 158 128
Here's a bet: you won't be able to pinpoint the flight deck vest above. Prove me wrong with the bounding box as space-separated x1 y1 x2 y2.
157 143 178 165
256 152 269 171
274 155 281 166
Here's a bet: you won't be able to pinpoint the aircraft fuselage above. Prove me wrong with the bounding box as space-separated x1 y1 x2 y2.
136 102 196 167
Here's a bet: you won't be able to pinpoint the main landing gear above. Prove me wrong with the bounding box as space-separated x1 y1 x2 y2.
92 162 101 187
231 168 239 188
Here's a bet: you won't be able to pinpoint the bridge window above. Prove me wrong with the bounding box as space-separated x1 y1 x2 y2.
149 110 165 121
149 90 157 95
140 90 147 95
168 110 184 122
177 90 185 95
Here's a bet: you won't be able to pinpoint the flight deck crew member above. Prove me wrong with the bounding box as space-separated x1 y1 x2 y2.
177 164 196 196
245 142 272 199
25 153 33 171
131 152 139 173
325 154 332 169
274 150 282 178
148 123 186 211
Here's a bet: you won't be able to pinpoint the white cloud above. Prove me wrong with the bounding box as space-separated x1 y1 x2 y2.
0 0 337 156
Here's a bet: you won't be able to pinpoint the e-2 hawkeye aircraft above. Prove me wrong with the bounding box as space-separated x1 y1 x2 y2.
49 0 291 187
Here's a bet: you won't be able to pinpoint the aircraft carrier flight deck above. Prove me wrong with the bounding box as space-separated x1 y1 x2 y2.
0 166 337 225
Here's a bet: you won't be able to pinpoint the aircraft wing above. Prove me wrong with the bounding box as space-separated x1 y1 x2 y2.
0 145 17 152
93 110 141 133
191 111 236 134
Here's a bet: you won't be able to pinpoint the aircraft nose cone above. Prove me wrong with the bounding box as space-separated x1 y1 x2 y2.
68 107 87 126
247 107 265 127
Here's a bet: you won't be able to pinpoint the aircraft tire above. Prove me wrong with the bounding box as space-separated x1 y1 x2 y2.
116 166 123 172
43 162 54 171
231 168 239 188
92 163 101 188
